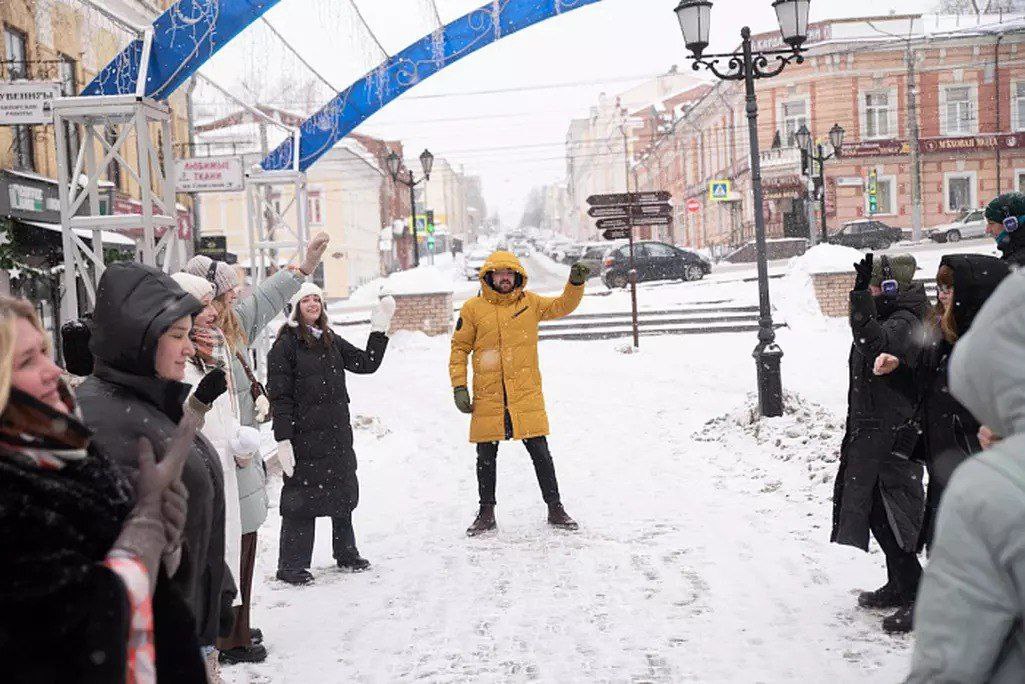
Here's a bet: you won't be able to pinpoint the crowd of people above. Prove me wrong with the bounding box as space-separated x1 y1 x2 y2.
835 192 1025 680
5 185 1025 680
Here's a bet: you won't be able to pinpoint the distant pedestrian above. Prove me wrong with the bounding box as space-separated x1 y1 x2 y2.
907 268 1025 683
984 192 1025 267
268 284 394 585
832 253 928 633
450 250 589 536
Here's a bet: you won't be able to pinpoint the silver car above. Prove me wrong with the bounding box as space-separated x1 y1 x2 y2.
926 209 987 243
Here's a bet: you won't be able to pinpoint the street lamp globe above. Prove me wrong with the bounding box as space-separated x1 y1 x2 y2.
674 0 713 59
828 123 845 156
772 0 811 49
386 151 402 179
420 149 435 180
794 123 812 151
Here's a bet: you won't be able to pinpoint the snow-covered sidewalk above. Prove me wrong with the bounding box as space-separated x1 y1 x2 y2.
228 325 915 683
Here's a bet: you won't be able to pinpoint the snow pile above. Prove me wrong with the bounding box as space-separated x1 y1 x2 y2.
349 265 455 304
799 244 862 275
773 244 861 328
693 391 843 488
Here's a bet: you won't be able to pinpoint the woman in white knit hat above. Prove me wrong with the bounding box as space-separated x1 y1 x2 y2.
170 272 263 666
267 282 395 585
183 231 330 661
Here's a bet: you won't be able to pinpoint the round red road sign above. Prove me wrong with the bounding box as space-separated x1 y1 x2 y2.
685 198 701 213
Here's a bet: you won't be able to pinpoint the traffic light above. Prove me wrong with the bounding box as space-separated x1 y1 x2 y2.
426 210 435 235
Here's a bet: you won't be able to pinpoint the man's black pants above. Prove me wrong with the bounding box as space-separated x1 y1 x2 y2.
476 437 561 506
869 484 922 603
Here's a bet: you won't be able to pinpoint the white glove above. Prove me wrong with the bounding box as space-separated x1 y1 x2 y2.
254 394 271 423
230 426 262 466
370 295 397 334
277 440 295 478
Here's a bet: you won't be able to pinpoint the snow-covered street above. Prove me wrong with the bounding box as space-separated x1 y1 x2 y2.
228 318 916 683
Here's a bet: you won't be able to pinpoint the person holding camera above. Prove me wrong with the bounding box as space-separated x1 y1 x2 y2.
450 251 589 536
985 192 1025 267
831 253 929 634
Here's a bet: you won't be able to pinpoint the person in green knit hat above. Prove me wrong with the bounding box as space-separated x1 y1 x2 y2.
984 191 1025 266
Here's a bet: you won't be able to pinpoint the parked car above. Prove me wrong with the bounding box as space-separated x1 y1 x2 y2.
465 249 490 280
560 243 586 265
601 241 712 288
578 243 616 279
827 219 903 250
510 241 532 259
925 208 987 243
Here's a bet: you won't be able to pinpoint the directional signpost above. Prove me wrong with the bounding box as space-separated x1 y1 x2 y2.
587 190 675 349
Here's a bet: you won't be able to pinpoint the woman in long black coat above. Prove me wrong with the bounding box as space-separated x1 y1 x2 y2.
268 283 394 585
832 254 929 634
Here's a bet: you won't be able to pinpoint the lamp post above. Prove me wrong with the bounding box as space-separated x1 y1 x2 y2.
674 0 810 418
387 148 435 268
796 122 844 244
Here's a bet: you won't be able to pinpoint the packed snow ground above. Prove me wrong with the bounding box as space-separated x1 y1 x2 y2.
227 320 921 683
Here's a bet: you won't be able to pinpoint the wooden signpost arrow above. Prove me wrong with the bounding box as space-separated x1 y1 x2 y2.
588 203 672 219
586 191 671 207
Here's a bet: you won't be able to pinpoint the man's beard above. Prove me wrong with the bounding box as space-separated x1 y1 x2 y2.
496 282 514 293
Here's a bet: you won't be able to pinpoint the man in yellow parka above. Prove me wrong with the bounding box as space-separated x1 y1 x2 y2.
450 250 589 536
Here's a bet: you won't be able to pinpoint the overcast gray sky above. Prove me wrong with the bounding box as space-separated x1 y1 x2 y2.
203 0 941 227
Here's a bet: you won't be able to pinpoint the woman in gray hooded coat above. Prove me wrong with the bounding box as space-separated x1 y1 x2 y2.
907 268 1025 683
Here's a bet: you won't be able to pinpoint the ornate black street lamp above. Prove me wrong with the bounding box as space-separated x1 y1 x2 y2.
674 0 811 418
796 122 845 244
387 148 434 268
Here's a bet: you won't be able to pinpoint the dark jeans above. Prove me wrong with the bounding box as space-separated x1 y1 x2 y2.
476 436 561 506
869 485 922 603
278 511 359 571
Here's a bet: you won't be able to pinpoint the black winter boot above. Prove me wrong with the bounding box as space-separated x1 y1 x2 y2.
250 628 263 645
857 582 903 609
276 568 314 586
547 503 579 530
337 555 371 572
466 505 497 536
882 603 915 633
219 644 268 665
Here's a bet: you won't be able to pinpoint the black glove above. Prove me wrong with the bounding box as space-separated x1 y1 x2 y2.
61 315 94 376
454 386 473 414
195 368 228 405
853 253 874 292
569 262 591 286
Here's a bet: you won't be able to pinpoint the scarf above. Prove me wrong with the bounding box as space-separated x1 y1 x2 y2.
0 383 90 470
190 325 221 363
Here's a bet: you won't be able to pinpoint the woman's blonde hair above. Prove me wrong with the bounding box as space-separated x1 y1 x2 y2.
213 294 249 352
0 296 47 413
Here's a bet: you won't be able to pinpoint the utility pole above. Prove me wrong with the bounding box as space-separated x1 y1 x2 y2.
185 75 201 257
259 120 275 271
621 123 640 349
906 45 924 242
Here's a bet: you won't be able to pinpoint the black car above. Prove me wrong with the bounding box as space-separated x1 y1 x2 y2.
601 241 712 288
827 219 903 250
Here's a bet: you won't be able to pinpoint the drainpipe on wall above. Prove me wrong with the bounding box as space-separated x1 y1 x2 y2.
995 32 1005 194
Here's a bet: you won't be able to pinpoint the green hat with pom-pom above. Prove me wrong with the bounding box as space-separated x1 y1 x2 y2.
985 192 1025 224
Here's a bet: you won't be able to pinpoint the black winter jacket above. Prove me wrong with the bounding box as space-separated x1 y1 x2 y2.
76 262 234 647
914 254 1010 548
832 285 929 553
0 443 205 683
268 327 388 518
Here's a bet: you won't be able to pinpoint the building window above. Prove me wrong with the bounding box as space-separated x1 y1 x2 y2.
862 90 896 140
1017 169 1025 194
105 125 122 190
779 98 808 147
944 172 977 213
941 84 977 136
59 54 80 173
4 26 34 170
866 174 896 216
1013 82 1025 132
307 190 323 225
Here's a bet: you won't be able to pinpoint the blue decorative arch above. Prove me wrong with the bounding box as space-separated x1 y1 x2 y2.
261 0 604 172
83 1 283 99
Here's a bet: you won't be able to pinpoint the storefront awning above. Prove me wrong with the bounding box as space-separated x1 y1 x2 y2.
20 219 136 247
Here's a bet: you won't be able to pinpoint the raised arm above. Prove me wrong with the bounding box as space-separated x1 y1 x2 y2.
339 332 388 375
450 301 477 388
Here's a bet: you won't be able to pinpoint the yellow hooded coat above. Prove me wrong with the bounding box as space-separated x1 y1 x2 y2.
449 251 584 443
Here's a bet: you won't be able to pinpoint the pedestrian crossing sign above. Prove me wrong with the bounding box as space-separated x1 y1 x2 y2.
709 180 731 201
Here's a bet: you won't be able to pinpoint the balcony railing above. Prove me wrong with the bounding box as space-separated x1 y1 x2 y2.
759 147 802 177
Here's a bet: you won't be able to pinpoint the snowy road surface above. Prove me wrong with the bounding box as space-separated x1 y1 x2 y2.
227 324 915 683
